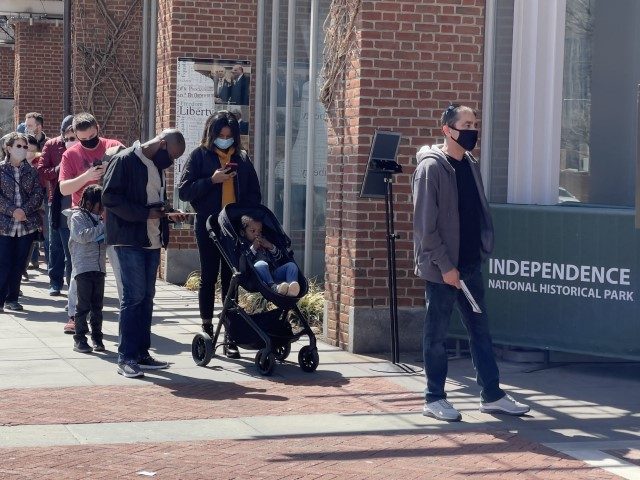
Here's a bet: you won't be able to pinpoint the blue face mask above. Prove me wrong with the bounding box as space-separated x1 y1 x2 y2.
214 137 234 150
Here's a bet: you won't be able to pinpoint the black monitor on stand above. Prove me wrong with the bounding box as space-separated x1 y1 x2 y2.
360 130 419 373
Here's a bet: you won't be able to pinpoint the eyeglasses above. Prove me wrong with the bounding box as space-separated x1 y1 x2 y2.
13 144 28 149
64 137 76 142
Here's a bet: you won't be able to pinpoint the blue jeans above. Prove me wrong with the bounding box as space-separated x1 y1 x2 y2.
0 233 35 305
115 246 160 363
48 206 72 289
423 263 504 403
254 261 298 285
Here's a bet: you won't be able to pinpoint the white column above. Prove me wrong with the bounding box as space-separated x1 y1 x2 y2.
267 0 280 211
507 0 567 205
303 0 319 274
282 0 297 233
253 0 266 181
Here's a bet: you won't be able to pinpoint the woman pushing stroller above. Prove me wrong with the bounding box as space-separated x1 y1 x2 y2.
178 110 261 359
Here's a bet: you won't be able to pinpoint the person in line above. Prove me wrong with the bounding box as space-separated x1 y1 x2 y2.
38 115 75 296
25 112 48 151
178 111 261 359
239 214 299 296
412 104 530 421
102 129 187 378
58 113 124 335
25 134 45 271
0 133 44 312
68 185 106 353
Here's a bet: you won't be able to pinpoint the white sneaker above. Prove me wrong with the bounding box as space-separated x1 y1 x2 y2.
423 399 462 421
287 281 300 297
272 282 288 295
480 394 530 415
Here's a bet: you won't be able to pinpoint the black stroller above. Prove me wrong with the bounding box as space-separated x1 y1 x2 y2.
191 203 319 375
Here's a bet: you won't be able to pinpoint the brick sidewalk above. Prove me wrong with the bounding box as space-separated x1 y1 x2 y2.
0 431 618 479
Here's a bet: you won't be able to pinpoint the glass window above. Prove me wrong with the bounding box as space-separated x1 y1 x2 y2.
259 0 330 279
560 0 640 206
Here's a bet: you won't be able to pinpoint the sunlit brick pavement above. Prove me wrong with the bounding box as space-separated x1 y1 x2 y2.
1 267 639 479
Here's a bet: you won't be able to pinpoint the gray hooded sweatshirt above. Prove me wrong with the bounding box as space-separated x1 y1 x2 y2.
69 208 106 277
411 145 494 283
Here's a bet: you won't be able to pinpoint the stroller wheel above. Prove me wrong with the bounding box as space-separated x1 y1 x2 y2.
273 343 291 362
298 346 319 372
254 349 276 376
192 333 214 367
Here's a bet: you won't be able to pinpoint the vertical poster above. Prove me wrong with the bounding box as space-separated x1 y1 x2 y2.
174 58 251 212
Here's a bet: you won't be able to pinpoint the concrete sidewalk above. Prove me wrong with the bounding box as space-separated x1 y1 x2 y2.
0 266 639 479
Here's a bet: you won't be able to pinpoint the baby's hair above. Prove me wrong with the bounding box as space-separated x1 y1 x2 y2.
79 184 103 212
240 214 260 230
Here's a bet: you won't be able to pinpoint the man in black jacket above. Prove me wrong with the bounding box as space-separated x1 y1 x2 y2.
102 129 186 378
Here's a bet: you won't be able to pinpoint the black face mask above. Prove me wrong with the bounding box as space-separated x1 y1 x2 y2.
152 148 173 170
80 136 100 149
449 127 478 152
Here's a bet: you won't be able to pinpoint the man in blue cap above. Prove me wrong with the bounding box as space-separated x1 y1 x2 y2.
38 115 75 305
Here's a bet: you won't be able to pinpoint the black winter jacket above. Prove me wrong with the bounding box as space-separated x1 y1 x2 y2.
102 147 171 248
177 146 261 224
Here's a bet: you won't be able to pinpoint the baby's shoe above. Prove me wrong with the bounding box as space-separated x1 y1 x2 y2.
288 281 300 297
272 282 289 295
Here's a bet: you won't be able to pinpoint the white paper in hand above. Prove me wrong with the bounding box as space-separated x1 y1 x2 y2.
460 280 482 314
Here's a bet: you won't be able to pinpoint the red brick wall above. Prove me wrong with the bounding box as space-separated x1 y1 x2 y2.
157 0 258 254
0 46 14 99
72 0 143 145
12 21 64 136
324 0 485 349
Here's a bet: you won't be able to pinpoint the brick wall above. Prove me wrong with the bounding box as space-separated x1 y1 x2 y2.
0 46 14 99
12 21 64 136
324 0 485 349
71 0 143 145
157 0 258 259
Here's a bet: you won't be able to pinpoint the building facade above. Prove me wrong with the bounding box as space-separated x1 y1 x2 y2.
4 0 638 358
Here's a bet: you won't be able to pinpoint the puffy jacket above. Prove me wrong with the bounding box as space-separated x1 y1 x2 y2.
177 146 261 226
69 208 106 276
0 160 45 236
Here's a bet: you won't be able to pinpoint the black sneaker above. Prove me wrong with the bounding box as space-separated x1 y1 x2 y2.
4 301 23 311
224 343 241 359
73 339 92 354
92 339 105 352
117 361 144 378
138 355 169 370
202 323 214 337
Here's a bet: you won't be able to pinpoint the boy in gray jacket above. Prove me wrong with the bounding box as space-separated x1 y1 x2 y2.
69 185 106 353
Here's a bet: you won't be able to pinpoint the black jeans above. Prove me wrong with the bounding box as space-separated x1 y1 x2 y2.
73 271 105 343
423 263 504 403
195 219 231 321
0 232 35 305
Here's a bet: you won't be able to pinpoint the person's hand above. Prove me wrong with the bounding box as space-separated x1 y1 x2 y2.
252 238 262 251
260 237 274 250
12 208 26 222
167 211 189 223
84 164 105 182
211 167 235 184
443 268 461 289
148 207 165 219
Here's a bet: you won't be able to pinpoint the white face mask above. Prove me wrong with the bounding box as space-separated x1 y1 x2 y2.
10 146 27 161
65 140 78 150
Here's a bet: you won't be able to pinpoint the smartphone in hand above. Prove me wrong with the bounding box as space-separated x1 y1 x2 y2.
226 162 238 173
92 158 103 167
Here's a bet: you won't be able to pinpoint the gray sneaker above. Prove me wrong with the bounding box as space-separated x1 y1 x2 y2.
480 394 530 415
4 301 23 311
117 361 144 378
423 399 462 421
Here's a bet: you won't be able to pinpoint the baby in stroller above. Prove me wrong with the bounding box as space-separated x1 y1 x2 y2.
239 215 300 297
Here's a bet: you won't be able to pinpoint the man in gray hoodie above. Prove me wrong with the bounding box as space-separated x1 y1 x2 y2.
412 104 529 421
